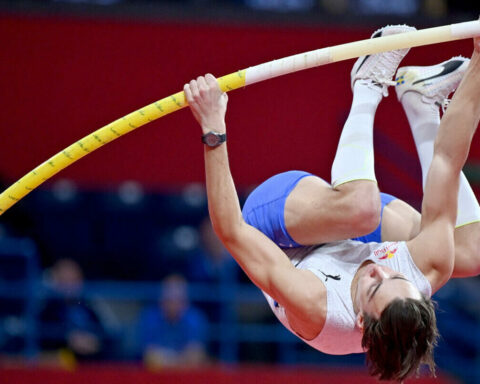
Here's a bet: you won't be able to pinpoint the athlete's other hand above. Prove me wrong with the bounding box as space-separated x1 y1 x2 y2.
184 74 228 134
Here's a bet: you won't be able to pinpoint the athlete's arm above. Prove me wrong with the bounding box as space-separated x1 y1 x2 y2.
184 75 326 334
408 38 480 292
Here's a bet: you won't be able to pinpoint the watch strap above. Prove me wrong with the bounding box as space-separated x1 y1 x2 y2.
201 131 227 147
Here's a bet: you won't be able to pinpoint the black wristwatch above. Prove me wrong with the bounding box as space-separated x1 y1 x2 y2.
202 131 227 147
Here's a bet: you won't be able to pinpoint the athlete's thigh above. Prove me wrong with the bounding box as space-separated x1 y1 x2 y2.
242 171 314 248
284 176 380 244
381 199 421 242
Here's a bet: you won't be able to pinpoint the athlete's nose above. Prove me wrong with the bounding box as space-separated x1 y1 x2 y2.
370 264 388 279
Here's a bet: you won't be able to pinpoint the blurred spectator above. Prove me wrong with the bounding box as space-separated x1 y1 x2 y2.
186 217 237 285
0 236 39 355
39 258 109 363
137 274 208 369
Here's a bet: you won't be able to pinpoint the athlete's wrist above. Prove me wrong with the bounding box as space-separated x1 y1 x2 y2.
201 121 226 135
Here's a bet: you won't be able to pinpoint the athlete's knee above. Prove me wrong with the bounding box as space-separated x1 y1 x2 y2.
454 242 480 277
343 183 381 235
351 199 381 235
452 224 480 277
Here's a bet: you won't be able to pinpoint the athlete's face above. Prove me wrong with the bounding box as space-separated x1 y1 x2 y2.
354 263 421 328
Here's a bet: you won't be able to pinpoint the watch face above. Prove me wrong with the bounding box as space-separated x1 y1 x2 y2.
205 133 220 146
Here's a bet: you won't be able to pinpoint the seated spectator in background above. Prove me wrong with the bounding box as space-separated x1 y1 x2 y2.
137 274 208 369
39 258 108 364
187 216 238 284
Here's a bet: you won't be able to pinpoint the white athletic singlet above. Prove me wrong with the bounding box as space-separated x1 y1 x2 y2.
263 239 432 355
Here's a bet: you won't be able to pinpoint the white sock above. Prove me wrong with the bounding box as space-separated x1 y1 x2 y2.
331 80 382 188
402 92 480 227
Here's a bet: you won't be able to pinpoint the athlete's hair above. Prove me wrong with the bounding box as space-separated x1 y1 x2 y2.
361 295 439 382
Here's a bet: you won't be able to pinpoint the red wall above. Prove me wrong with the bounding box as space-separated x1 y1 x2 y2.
0 14 476 196
0 365 458 384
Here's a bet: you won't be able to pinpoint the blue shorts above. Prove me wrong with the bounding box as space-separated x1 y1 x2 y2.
242 170 396 248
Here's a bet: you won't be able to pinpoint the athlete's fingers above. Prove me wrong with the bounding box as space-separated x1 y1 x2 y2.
197 76 208 95
183 83 193 104
221 92 228 104
205 73 218 87
189 79 200 100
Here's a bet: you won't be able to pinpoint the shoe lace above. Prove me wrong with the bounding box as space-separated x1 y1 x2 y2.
369 50 406 97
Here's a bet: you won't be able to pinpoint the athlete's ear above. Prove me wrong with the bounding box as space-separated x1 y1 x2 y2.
356 312 365 331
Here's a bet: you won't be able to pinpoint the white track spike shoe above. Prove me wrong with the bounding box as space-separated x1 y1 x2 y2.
351 25 416 97
395 56 470 111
